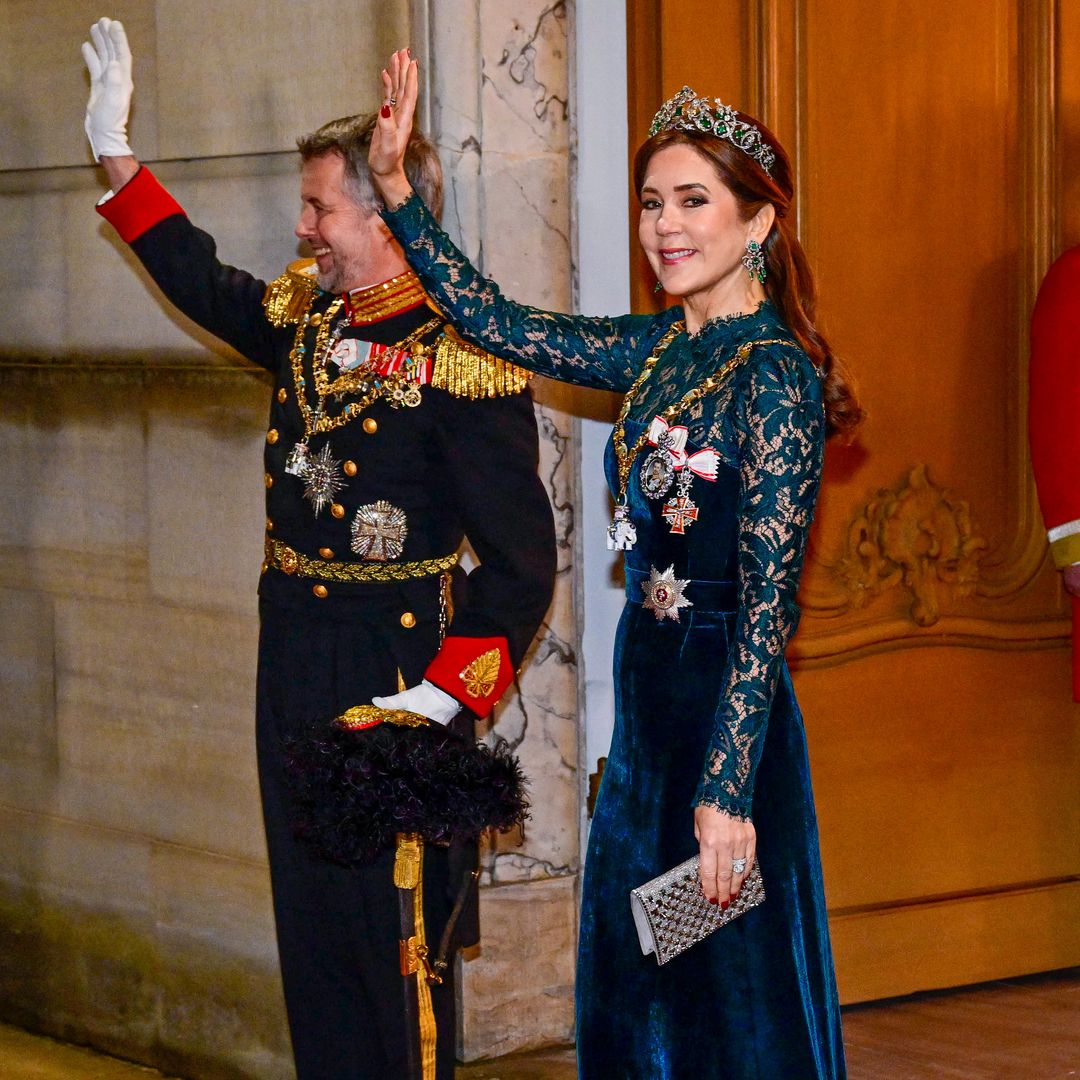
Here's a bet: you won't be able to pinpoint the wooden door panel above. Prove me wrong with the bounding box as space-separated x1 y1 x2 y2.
628 0 1080 1002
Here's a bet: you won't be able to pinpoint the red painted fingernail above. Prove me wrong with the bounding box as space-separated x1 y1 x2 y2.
708 897 718 905
730 893 738 902
380 104 392 118
720 901 730 910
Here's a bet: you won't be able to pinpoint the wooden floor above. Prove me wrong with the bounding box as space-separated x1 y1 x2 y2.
841 968 1080 1079
3 968 1077 1079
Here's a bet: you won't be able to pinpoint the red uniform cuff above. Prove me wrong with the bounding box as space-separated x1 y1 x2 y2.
424 636 513 719
96 166 185 243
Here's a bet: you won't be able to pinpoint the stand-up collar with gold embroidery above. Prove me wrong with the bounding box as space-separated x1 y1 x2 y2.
343 270 430 326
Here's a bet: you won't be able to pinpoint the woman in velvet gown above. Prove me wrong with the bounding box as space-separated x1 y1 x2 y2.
371 57 860 1080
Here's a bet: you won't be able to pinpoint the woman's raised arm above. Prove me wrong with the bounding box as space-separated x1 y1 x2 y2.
368 48 673 393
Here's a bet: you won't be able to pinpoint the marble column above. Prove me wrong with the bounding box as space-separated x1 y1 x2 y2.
418 0 582 1061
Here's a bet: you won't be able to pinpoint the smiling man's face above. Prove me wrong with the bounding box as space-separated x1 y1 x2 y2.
294 151 406 294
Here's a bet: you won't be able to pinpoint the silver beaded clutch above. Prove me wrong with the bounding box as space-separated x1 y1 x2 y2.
630 856 765 965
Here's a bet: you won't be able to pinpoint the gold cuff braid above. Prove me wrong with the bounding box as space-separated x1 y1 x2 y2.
263 536 459 583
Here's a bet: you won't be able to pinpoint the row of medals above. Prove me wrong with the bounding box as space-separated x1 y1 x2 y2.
282 313 415 562
607 428 699 552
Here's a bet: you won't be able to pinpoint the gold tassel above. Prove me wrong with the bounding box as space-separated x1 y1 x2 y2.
262 258 318 327
432 333 532 399
394 832 423 890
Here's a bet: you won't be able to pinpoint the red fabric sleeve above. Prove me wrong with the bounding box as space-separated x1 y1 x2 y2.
1029 247 1080 535
425 635 513 719
96 166 185 243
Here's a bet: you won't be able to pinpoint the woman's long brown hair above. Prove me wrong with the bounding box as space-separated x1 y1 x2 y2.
633 122 862 439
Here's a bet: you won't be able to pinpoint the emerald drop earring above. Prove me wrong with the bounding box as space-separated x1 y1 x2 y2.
742 239 766 284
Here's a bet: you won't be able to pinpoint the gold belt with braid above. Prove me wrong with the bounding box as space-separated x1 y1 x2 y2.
263 537 459 583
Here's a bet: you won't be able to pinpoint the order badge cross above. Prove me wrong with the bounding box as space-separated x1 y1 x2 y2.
350 500 408 561
662 495 699 534
641 564 693 622
662 466 700 535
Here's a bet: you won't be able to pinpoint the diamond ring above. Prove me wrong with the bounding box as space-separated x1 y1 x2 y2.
731 857 748 874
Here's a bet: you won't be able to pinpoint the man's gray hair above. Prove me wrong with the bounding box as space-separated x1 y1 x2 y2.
296 113 444 220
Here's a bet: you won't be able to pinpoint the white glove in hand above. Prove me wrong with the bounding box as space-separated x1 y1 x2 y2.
371 680 462 726
81 17 134 160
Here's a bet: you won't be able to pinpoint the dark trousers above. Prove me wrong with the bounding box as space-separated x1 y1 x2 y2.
255 593 459 1080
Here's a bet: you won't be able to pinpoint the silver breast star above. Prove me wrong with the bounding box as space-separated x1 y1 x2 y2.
641 564 693 622
302 443 346 516
350 500 408 561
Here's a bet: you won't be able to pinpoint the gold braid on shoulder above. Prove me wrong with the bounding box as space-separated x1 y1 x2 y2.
433 328 532 399
263 258 319 328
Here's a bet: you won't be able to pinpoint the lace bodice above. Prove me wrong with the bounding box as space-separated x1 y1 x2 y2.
383 193 825 820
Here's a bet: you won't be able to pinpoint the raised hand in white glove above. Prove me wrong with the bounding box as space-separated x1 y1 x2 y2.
81 17 134 160
371 680 462 726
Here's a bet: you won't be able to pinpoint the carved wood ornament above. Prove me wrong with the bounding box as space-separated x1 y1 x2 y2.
835 465 987 627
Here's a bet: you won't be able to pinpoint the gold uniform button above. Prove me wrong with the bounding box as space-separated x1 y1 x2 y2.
266 428 279 444
319 547 335 559
400 612 416 629
313 585 328 599
331 503 345 519
266 518 274 532
277 388 288 404
264 473 274 488
343 460 358 477
309 312 323 327
363 418 378 434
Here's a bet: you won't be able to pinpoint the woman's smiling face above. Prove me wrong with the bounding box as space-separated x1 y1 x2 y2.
638 142 768 318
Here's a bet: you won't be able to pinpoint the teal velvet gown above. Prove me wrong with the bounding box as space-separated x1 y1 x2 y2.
383 194 846 1079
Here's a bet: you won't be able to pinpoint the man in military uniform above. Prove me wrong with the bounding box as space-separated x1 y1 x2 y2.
82 18 556 1079
1030 245 1080 701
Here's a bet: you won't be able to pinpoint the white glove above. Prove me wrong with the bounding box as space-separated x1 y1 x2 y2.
81 17 134 160
371 680 462 726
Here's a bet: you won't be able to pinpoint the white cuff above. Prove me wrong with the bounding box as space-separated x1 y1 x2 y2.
371 680 462 726
1048 519 1080 544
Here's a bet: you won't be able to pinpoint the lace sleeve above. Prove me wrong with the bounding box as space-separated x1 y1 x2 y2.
694 345 825 820
382 192 668 393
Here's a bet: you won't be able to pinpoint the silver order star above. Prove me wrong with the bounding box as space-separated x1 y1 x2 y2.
641 564 693 622
351 500 408 561
302 443 346 516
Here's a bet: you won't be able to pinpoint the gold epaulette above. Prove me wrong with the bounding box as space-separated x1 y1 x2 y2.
263 258 319 328
432 329 533 399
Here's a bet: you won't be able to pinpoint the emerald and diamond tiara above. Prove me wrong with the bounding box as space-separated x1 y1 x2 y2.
649 86 776 176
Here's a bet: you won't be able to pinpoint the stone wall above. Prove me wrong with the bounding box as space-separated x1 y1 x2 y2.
0 0 579 1074
420 0 581 1060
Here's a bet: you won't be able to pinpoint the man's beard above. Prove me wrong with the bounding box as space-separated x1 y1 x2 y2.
315 261 346 294
314 250 367 295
